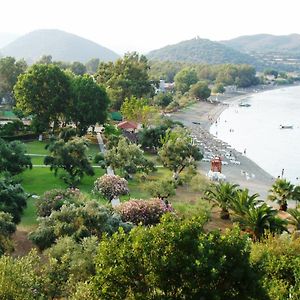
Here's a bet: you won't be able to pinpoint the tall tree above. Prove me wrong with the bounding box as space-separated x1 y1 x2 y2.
85 58 100 74
44 136 94 187
189 81 211 100
68 74 109 135
0 56 27 101
96 52 153 109
70 61 87 75
158 127 202 180
14 64 70 132
174 67 198 94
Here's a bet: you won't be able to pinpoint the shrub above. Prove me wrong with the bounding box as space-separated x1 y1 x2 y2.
0 212 16 256
146 179 176 200
116 198 174 225
93 174 129 201
36 188 87 217
29 201 132 250
92 217 266 299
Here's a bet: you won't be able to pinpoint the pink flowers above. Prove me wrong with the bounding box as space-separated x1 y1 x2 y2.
116 198 174 225
93 175 129 201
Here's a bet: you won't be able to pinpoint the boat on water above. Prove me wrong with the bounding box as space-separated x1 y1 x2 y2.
238 103 251 107
279 125 293 129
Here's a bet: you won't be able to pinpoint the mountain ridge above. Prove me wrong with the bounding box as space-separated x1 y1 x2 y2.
0 29 119 63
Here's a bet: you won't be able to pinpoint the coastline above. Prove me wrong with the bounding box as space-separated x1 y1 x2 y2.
170 84 299 202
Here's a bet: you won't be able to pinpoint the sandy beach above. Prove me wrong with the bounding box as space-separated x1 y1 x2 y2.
170 85 294 201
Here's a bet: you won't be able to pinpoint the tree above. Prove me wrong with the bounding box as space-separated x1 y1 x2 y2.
120 96 157 125
189 80 211 100
92 216 266 299
0 177 28 223
85 58 100 74
0 138 32 175
268 178 295 211
93 174 129 202
205 182 239 219
212 83 225 94
14 64 70 132
138 125 168 152
0 212 16 256
174 67 198 94
44 136 94 187
29 201 132 250
36 55 53 64
69 61 87 75
104 137 156 178
0 56 27 100
158 127 202 180
147 179 176 200
68 74 109 135
96 52 153 109
153 92 173 107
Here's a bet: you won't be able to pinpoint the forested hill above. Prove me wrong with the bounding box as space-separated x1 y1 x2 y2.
221 34 300 54
147 37 261 66
0 29 120 63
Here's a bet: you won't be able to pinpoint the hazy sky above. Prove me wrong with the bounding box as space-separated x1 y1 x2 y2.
1 0 299 54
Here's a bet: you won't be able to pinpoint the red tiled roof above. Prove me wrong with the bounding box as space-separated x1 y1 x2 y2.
117 120 138 130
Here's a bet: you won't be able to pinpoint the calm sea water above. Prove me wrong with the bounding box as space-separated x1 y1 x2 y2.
210 85 300 184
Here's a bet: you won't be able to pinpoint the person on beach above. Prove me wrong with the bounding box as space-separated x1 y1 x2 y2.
243 148 247 155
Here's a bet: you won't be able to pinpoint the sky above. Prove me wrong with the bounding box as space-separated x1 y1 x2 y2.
0 0 299 54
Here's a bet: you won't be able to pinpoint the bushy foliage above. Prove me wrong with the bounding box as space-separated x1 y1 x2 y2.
146 179 176 200
0 176 28 223
93 174 129 201
29 201 132 250
105 137 156 178
0 212 16 256
92 216 266 299
0 250 44 300
116 198 174 225
43 236 98 299
44 136 94 187
189 80 211 100
36 188 87 217
251 234 300 299
0 138 32 175
153 92 173 107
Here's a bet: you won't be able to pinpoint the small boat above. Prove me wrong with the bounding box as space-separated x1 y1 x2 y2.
279 125 293 129
239 103 251 107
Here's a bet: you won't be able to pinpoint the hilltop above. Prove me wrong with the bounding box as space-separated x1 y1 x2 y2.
147 37 260 66
221 33 300 54
0 29 119 63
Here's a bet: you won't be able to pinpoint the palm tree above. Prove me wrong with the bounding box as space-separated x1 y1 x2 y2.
268 179 295 211
205 182 239 219
287 208 300 230
229 189 262 217
234 203 287 241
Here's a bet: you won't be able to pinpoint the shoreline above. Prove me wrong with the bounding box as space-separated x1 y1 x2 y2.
170 84 299 203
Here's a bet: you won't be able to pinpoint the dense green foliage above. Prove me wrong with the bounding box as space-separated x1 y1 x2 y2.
0 177 28 223
92 216 266 299
44 136 94 187
0 56 27 99
14 64 70 132
174 67 198 93
36 188 88 217
68 74 109 135
0 138 32 175
0 212 16 255
29 200 132 250
96 52 153 109
189 80 211 100
159 127 202 179
105 137 156 178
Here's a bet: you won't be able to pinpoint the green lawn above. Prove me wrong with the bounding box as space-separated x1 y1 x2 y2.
25 141 48 155
19 166 106 228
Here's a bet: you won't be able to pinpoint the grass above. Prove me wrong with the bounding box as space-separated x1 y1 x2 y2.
24 140 48 155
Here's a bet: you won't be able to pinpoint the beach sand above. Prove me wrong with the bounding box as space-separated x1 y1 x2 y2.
170 86 282 201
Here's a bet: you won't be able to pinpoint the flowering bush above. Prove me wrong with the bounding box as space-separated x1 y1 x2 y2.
116 198 174 225
93 175 129 201
36 188 87 217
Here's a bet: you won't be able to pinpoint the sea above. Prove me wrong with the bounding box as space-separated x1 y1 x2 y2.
210 85 300 184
